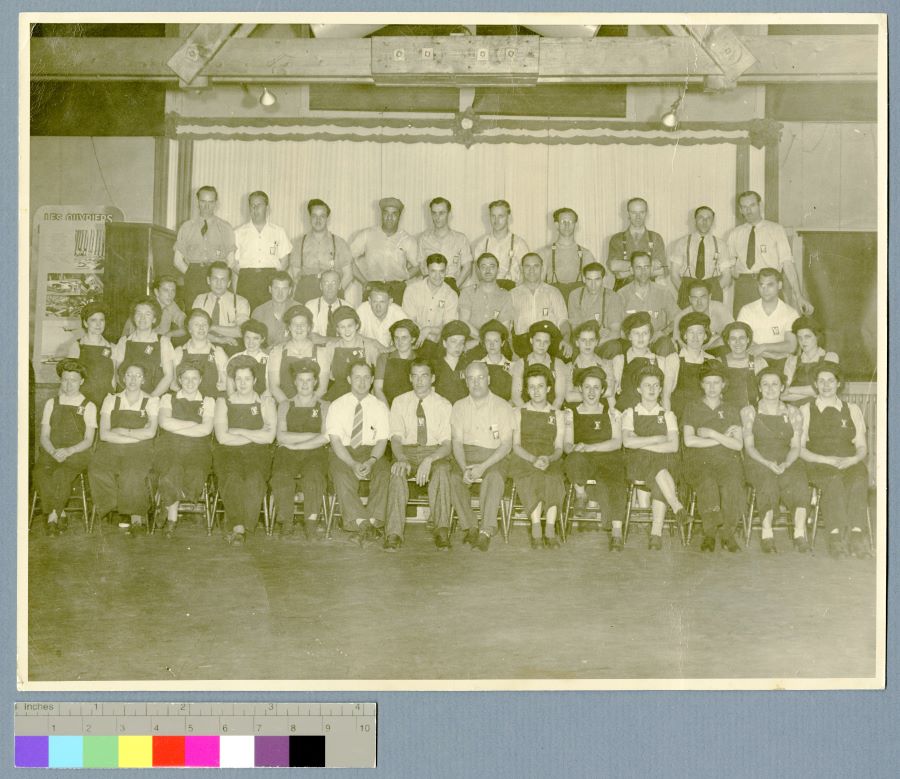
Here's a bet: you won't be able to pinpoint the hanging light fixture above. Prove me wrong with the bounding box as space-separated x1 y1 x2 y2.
661 94 683 129
259 87 277 107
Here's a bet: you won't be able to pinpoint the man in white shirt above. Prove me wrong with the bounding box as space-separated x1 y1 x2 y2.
417 196 473 291
510 253 571 359
233 190 293 311
737 268 800 373
324 360 391 544
305 269 350 340
191 261 250 356
386 358 453 549
349 197 419 307
669 205 734 309
470 199 529 289
727 190 813 316
357 282 407 348
402 253 460 353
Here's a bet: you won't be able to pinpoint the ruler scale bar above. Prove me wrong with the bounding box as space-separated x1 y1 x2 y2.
15 703 376 768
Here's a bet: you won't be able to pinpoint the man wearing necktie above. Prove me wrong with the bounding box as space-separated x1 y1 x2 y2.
726 190 814 317
306 269 350 342
385 359 453 550
324 359 390 544
173 185 236 311
669 206 734 310
191 262 251 357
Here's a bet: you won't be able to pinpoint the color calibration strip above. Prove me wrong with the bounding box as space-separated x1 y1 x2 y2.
15 702 376 768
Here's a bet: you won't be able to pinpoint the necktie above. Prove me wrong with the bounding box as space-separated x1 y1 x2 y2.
201 219 208 238
696 236 706 279
746 225 756 270
211 296 221 325
416 399 427 446
350 401 363 449
327 304 336 337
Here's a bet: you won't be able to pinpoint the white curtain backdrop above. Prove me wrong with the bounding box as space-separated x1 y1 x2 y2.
191 139 738 259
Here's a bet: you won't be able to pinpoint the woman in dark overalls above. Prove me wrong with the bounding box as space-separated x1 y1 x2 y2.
474 319 513 402
509 320 568 410
34 359 97 535
612 311 677 412
741 367 810 553
88 361 159 534
213 355 277 546
171 309 228 399
721 321 767 410
621 364 688 550
781 316 840 406
267 305 330 404
563 365 627 551
271 357 330 538
670 311 716 419
508 364 566 549
800 361 870 558
112 296 174 398
154 361 216 538
322 306 380 401
374 318 418 407
68 302 114 411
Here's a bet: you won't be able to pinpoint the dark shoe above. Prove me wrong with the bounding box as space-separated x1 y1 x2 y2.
849 532 870 558
793 536 809 553
229 531 246 546
358 523 375 547
463 528 480 546
371 525 385 540
760 537 776 554
544 536 560 549
434 527 450 549
648 534 663 551
383 533 402 551
45 521 59 537
700 535 716 552
163 520 176 539
828 533 845 559
475 532 491 552
721 535 740 553
609 535 624 552
126 522 147 538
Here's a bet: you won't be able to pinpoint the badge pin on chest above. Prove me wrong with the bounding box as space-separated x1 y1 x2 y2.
145 345 154 355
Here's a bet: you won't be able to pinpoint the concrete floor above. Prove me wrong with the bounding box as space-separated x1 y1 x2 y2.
27 518 877 683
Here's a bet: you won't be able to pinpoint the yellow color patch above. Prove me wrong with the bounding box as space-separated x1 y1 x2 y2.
118 736 153 767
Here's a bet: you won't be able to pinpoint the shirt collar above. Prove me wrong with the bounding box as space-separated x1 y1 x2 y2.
815 396 843 411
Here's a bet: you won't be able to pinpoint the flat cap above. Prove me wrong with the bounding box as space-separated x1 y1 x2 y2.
441 320 470 340
379 197 404 211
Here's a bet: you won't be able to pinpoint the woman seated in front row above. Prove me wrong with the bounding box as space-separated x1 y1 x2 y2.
799 361 870 559
271 357 330 539
508 363 567 549
741 367 811 553
155 361 216 538
213 355 277 546
563 365 626 551
88 361 159 535
620 364 688 550
34 359 97 536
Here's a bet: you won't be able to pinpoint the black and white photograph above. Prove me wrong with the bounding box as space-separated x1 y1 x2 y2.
21 13 885 689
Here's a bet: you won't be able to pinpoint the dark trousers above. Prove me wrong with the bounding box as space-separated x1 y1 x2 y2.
154 433 211 508
564 450 627 521
270 446 328 524
213 443 272 530
237 268 277 312
184 264 211 312
745 459 810 518
328 445 390 527
685 451 744 537
448 444 508 534
508 455 565 514
807 461 869 533
89 440 154 517
385 446 451 537
34 448 91 516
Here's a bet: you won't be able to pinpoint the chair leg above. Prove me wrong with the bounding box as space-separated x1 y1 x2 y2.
29 490 38 529
866 502 875 554
623 483 635 544
744 487 756 546
685 490 697 545
809 488 821 549
500 481 511 543
561 482 574 542
78 473 91 533
325 493 337 539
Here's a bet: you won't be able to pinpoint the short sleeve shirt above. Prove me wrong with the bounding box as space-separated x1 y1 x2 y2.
618 281 680 334
737 299 799 346
389 390 452 446
417 228 473 279
459 284 514 332
669 232 733 278
351 227 419 282
401 280 459 331
620 403 677 435
324 392 390 446
292 231 353 276
175 216 235 264
509 283 568 334
727 220 794 275
42 395 98 431
234 221 293 269
566 287 626 334
357 301 407 348
450 392 516 450
471 232 529 283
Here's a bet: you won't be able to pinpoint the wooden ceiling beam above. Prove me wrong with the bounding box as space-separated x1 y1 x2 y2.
31 34 877 84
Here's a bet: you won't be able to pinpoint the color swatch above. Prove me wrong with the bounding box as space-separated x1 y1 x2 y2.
15 735 327 768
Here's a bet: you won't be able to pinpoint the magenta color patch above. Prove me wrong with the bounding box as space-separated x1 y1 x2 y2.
184 736 220 767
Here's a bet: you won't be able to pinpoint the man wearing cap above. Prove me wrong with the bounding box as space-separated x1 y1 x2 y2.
737 268 799 373
470 199 529 289
349 197 419 307
510 253 571 359
537 207 606 302
357 282 407 349
289 199 353 303
324 359 391 544
250 270 295 347
510 321 568 410
617 251 680 356
727 190 813 316
673 279 734 353
173 185 236 312
191 261 251 357
563 262 625 359
306 269 350 341
449 361 516 552
233 191 293 312
386 358 453 550
669 206 733 310
402 253 460 354
432 320 470 404
417 197 473 291
607 197 667 289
